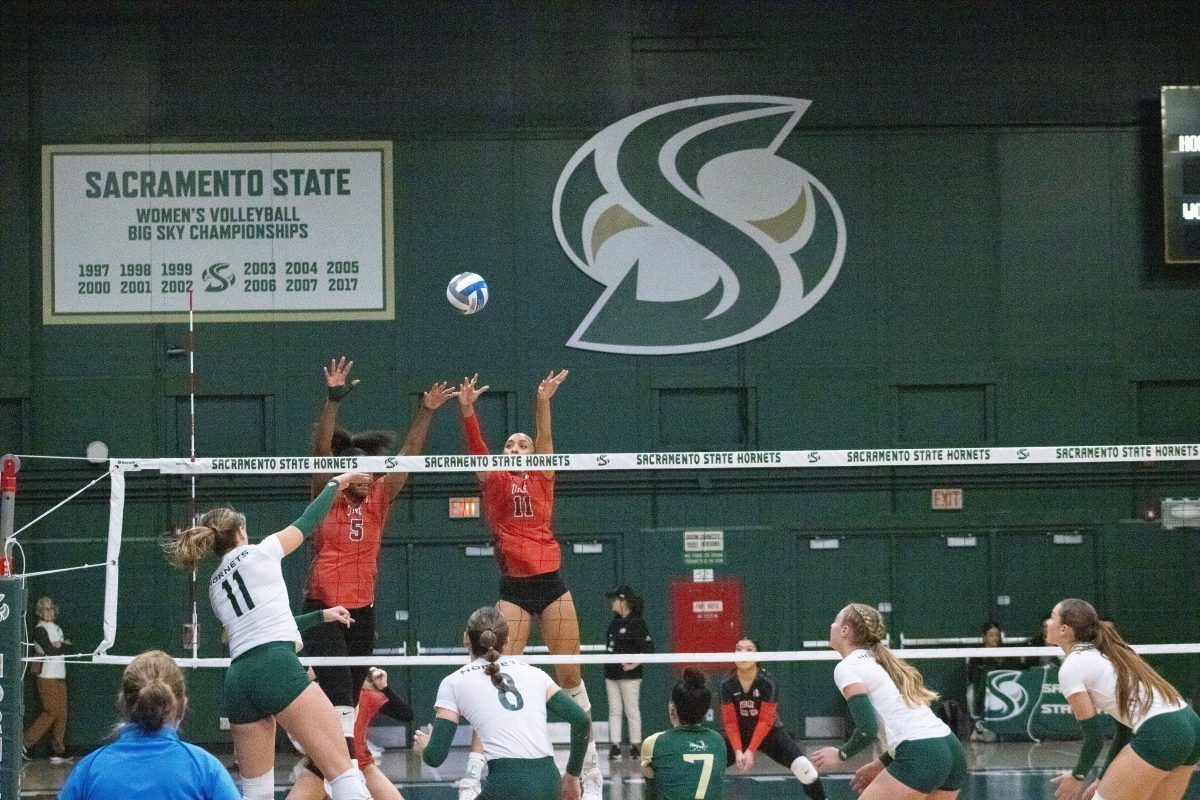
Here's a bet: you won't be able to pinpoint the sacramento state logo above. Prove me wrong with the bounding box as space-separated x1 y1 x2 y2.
983 670 1029 722
553 95 846 355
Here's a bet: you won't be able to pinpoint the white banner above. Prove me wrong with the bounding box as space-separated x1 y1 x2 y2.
110 442 1200 474
42 141 394 324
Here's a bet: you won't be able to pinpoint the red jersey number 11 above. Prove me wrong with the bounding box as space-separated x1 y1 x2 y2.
512 496 533 518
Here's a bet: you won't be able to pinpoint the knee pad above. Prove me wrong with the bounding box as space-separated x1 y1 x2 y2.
790 755 818 784
464 751 486 780
240 770 274 800
564 681 592 713
327 767 370 800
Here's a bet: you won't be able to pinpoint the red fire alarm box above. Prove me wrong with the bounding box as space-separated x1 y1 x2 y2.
669 578 743 674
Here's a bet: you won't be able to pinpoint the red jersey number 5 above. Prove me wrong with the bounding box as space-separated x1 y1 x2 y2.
349 517 365 541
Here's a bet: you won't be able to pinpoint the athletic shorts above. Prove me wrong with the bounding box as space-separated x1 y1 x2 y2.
1131 707 1200 771
480 756 560 800
225 641 311 724
499 571 569 616
887 734 967 793
724 726 802 768
301 599 376 708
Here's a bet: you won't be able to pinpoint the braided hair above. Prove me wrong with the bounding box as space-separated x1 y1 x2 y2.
466 606 516 693
843 602 938 707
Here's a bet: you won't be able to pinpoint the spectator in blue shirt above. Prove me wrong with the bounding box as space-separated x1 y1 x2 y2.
59 649 239 800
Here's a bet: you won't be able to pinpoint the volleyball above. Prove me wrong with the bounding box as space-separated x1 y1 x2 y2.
446 271 488 314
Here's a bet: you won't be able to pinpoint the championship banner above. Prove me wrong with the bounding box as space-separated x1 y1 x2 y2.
110 441 1200 474
42 141 394 324
980 665 1112 741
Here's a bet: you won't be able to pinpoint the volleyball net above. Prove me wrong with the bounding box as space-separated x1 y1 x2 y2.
78 441 1200 665
3 442 1200 779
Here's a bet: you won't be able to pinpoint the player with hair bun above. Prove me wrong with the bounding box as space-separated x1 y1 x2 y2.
307 356 456 752
811 603 965 800
640 668 728 800
164 472 373 800
415 606 591 800
1047 598 1200 800
455 370 605 799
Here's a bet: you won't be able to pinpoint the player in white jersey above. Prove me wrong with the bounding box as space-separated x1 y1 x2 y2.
414 606 592 800
166 472 372 800
811 603 966 800
1047 598 1200 800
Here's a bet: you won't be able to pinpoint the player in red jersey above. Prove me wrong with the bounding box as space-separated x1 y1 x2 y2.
455 370 602 800
305 357 456 753
288 667 412 800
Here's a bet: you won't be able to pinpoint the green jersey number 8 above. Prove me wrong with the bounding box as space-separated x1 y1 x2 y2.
496 671 524 711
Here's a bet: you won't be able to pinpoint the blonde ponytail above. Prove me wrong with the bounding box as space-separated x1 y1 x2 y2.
1060 599 1182 719
163 507 245 570
845 603 938 707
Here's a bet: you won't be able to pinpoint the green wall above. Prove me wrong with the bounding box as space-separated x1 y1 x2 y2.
3 1 1200 749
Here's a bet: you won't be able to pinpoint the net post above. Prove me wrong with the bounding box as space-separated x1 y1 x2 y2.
0 454 27 800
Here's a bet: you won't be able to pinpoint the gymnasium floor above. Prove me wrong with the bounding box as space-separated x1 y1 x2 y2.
21 740 1200 799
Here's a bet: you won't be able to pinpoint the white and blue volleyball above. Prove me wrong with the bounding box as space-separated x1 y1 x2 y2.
446 271 488 314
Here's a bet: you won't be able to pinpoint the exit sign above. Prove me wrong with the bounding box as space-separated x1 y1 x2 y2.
931 488 963 510
449 497 480 518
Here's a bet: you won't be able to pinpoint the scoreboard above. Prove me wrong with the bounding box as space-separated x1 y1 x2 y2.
1162 86 1200 264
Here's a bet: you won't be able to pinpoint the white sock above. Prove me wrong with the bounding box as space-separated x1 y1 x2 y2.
564 681 592 712
335 704 356 738
464 751 485 782
791 755 819 784
240 771 274 800
328 767 370 800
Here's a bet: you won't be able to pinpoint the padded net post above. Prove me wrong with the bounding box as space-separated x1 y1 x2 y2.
0 454 26 800
95 464 125 657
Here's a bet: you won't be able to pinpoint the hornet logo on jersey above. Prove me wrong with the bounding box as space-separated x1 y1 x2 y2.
202 263 235 292
553 95 846 355
983 670 1029 721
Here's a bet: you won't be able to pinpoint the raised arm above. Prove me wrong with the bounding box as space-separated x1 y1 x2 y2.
274 472 367 555
458 374 491 481
534 369 568 478
312 358 359 491
382 381 458 502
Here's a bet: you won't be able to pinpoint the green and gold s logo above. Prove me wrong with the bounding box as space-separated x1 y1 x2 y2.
553 95 846 355
201 262 235 292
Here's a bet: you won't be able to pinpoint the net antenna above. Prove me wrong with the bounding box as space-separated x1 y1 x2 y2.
188 290 199 662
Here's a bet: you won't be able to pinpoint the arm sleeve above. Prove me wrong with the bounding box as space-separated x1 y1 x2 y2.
721 701 744 751
462 413 489 455
380 686 414 723
1071 715 1106 779
293 610 324 631
1099 721 1132 776
547 690 591 776
837 693 879 760
292 479 339 536
746 700 778 752
421 717 458 768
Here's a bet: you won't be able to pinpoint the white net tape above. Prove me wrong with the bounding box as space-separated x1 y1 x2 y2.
82 446 1200 667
